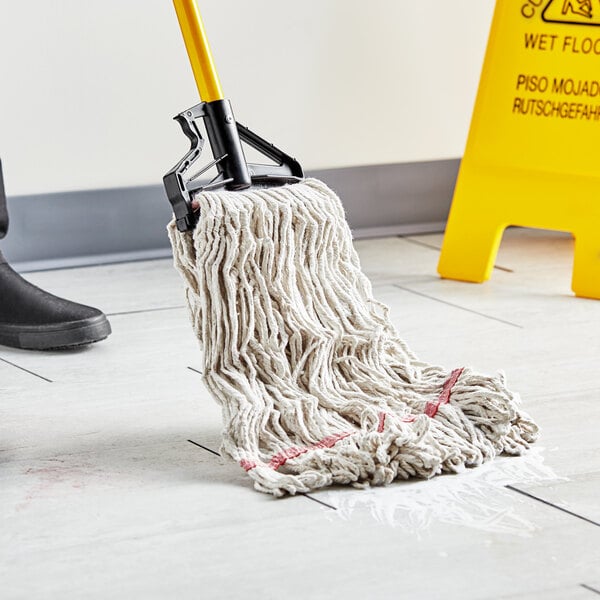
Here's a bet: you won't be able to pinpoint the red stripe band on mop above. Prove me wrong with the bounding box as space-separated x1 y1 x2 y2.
243 369 465 471
424 368 464 418
240 432 354 473
268 431 353 471
240 459 257 472
377 368 464 430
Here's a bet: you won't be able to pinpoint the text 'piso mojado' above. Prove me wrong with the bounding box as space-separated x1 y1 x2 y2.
513 73 600 121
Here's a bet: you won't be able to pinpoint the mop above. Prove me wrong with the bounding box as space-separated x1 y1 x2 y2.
165 0 539 496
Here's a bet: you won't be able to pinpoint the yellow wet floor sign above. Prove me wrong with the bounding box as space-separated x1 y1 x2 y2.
438 0 600 299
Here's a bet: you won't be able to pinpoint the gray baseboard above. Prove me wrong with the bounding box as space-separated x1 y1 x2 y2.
2 159 459 272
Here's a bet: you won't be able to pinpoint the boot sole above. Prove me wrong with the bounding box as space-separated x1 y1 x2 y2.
0 315 112 351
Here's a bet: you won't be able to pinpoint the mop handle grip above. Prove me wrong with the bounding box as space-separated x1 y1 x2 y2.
173 0 224 102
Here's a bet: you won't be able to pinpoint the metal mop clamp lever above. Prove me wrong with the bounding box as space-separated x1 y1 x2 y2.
164 0 304 232
164 99 303 232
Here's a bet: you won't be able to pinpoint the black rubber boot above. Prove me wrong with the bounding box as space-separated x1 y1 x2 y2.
0 160 111 350
0 253 112 350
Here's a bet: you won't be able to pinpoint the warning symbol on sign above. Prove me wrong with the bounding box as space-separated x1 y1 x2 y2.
543 0 600 26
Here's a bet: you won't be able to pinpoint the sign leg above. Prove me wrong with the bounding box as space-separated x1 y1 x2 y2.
438 189 505 284
572 231 600 300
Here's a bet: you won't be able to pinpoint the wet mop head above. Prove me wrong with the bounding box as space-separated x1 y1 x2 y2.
168 178 538 496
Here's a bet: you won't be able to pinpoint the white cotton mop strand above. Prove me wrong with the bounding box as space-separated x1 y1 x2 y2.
168 178 539 497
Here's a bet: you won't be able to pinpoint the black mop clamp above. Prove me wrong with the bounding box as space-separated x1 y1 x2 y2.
163 98 304 232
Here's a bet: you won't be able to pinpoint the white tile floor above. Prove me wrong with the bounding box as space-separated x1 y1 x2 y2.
1 228 599 599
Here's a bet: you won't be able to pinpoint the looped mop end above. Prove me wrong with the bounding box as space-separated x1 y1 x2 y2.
168 178 538 496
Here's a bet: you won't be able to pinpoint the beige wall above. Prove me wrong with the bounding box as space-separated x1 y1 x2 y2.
0 0 495 196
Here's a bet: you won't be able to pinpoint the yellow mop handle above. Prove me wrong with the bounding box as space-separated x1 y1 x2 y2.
173 0 224 102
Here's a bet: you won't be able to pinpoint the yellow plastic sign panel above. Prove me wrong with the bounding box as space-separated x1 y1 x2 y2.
438 0 600 299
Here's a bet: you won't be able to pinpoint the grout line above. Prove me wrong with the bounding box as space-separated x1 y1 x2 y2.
491 264 514 273
187 366 204 376
301 493 337 511
506 485 600 527
0 357 53 383
399 237 444 252
581 584 600 596
392 284 523 329
106 305 186 317
400 236 514 273
187 439 221 457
